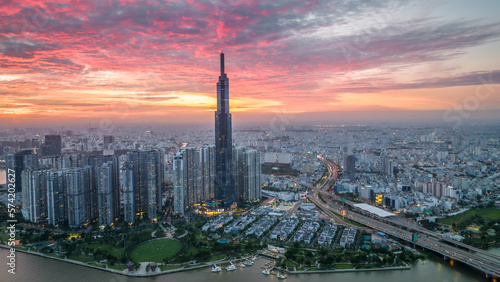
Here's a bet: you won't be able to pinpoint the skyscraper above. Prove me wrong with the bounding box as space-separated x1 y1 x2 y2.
214 52 235 207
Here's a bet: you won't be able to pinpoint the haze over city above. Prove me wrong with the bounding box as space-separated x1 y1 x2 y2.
1 0 499 126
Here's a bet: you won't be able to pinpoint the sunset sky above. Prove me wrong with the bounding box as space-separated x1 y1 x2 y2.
1 0 499 126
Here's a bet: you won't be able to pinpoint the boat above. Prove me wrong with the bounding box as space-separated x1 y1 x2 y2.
239 263 246 268
277 272 286 279
226 262 237 271
245 260 253 266
262 269 270 275
212 264 221 272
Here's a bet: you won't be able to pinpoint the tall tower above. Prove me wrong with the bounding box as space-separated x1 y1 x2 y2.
215 52 235 207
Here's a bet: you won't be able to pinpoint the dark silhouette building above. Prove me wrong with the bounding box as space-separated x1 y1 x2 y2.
214 52 235 207
103 135 115 149
6 149 39 193
345 155 356 181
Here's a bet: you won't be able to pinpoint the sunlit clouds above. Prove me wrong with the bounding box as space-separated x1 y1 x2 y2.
0 0 500 125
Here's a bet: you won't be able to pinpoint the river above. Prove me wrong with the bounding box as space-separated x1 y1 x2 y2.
0 248 495 282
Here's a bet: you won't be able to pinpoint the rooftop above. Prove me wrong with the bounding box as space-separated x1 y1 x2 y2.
354 203 395 218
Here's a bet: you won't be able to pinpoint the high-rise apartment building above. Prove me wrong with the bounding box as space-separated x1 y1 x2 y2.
380 157 394 178
123 150 163 222
22 168 48 223
173 152 185 216
66 167 94 227
47 170 67 226
200 145 215 201
97 162 115 226
173 145 216 215
122 162 135 223
242 149 261 202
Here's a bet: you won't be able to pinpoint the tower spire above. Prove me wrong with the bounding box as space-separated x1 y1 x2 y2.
220 52 224 75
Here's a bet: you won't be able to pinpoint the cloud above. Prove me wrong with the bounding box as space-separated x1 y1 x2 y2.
0 0 500 123
0 37 61 58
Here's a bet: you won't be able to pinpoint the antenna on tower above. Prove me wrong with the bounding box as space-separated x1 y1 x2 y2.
220 52 225 75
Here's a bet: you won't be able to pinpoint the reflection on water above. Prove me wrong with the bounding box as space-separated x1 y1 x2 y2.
0 248 492 282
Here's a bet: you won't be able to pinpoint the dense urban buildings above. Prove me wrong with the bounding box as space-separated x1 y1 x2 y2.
5 146 164 226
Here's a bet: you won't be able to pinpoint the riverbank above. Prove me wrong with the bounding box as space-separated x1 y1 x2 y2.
2 244 414 278
289 265 411 274
1 245 210 277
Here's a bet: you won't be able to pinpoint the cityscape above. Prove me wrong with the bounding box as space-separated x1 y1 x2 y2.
1 1 500 282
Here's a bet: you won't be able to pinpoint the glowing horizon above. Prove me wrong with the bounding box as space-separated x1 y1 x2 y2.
1 0 500 126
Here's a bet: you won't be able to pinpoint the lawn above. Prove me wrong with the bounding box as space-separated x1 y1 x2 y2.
160 264 182 271
88 262 106 268
207 253 226 262
0 227 8 242
129 239 183 263
438 208 500 225
335 263 354 269
88 243 125 260
67 253 92 263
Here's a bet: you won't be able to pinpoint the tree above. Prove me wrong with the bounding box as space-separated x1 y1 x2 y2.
284 248 298 261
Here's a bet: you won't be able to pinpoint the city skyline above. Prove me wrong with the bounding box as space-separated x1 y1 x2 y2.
0 0 499 126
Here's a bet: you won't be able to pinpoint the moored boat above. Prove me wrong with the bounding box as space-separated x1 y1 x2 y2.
226 262 236 271
212 264 221 272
